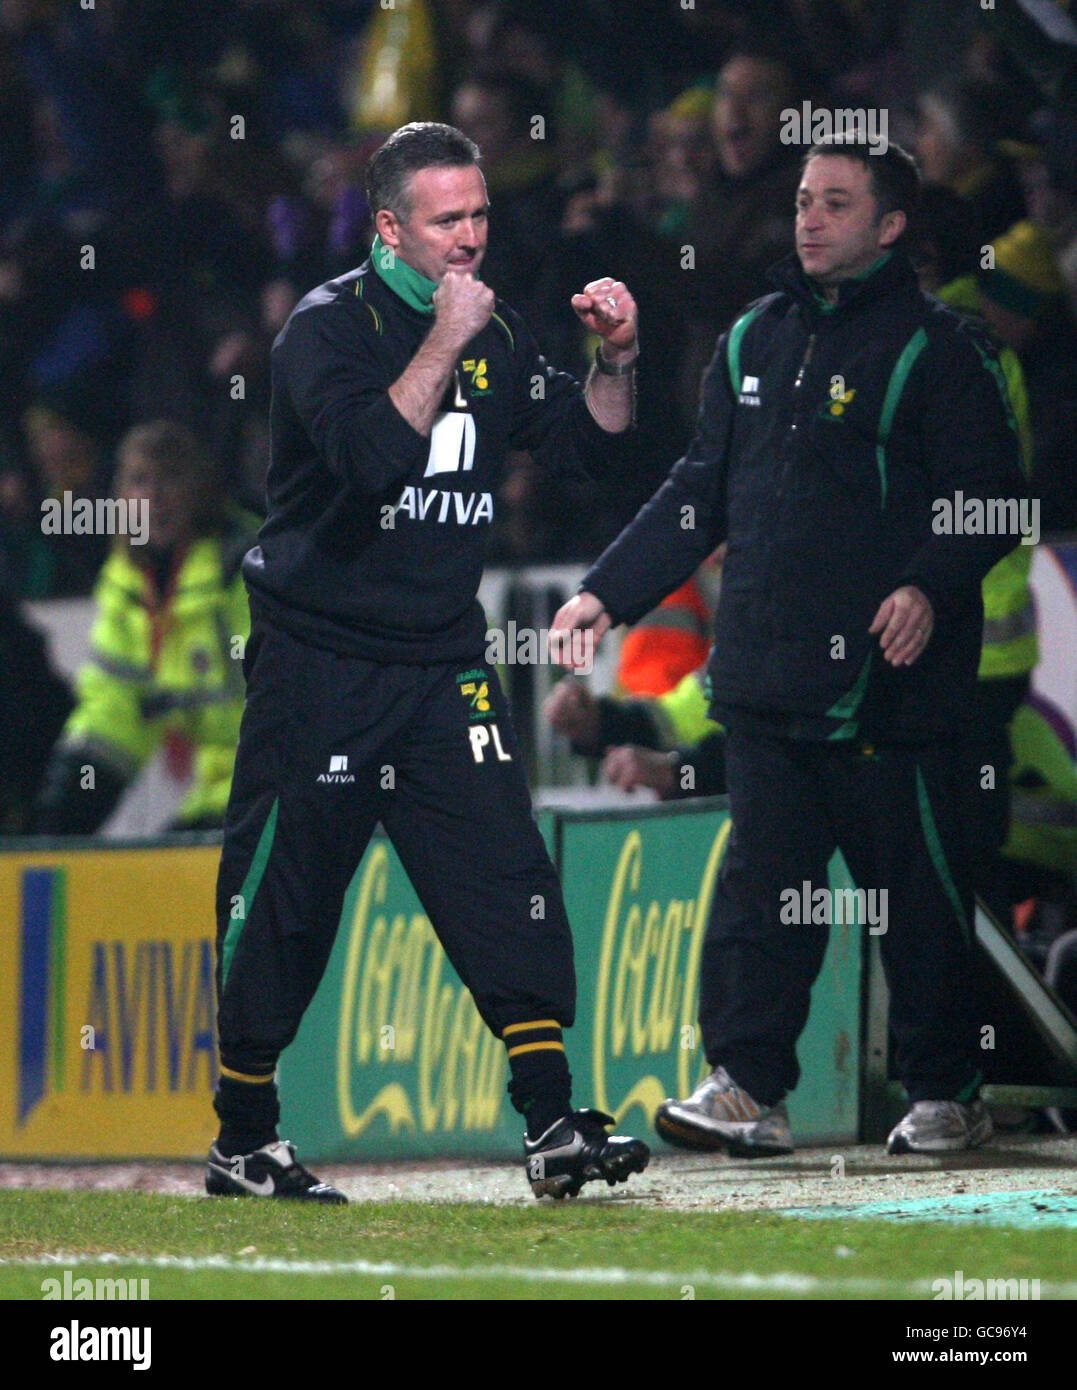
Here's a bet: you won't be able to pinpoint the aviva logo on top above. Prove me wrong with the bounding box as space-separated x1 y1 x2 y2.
1 847 221 1156
389 369 495 527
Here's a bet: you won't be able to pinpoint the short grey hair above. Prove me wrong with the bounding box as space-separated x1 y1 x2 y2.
366 122 481 221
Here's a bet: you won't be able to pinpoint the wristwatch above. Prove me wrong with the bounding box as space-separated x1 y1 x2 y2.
594 345 638 376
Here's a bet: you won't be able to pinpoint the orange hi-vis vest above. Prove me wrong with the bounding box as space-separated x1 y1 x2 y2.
617 577 712 697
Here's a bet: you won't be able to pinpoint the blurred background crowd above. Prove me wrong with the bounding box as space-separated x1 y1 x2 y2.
3 0 1077 575
2 0 1077 844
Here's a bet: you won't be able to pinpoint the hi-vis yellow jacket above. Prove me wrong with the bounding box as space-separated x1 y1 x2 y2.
939 277 1038 681
648 667 721 749
60 526 252 826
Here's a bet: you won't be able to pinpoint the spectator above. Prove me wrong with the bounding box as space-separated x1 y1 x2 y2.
616 550 723 698
1 401 109 598
107 96 274 481
911 185 1040 927
1020 111 1077 320
978 219 1077 530
914 76 1028 241
677 46 805 422
450 71 575 366
0 212 128 455
545 667 725 800
647 86 717 241
0 589 73 833
33 421 255 834
346 0 441 133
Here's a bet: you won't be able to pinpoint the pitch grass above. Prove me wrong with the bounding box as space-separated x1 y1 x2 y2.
0 1192 1071 1300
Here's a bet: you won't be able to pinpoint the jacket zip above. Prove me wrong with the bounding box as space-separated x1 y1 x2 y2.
762 330 819 638
779 330 817 493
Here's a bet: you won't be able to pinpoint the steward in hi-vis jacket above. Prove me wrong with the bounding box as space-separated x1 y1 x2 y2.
35 422 254 835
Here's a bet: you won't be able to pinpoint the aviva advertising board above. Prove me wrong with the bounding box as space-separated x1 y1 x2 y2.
1 845 220 1156
1 802 861 1158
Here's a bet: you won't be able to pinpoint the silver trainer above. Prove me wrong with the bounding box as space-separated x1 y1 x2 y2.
655 1065 794 1157
887 1099 993 1154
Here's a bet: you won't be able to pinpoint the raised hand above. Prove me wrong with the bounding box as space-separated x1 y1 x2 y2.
432 270 495 349
571 278 638 353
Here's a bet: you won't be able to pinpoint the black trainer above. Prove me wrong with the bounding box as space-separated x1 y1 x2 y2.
523 1109 650 1199
205 1139 347 1204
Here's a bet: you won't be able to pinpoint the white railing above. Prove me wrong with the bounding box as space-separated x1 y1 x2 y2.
29 538 1075 832
20 565 626 836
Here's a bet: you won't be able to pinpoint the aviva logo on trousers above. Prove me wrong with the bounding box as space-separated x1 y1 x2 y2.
16 866 217 1126
318 754 356 784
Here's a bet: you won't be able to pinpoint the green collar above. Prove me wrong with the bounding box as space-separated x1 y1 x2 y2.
811 250 893 311
370 234 440 315
850 250 893 282
369 234 485 315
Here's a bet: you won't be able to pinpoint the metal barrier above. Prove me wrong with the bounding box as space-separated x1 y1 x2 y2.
21 536 1077 812
479 565 623 786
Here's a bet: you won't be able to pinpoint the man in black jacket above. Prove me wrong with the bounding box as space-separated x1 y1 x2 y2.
554 139 1028 1157
206 123 649 1202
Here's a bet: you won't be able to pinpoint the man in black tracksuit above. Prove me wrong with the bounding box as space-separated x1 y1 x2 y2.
554 140 1028 1157
205 123 649 1202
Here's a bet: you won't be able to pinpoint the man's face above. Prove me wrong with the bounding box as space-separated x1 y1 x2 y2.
653 112 716 200
796 155 902 285
712 57 789 179
377 164 489 282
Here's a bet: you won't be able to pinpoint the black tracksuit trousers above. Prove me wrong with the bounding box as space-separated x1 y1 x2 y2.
214 619 576 1076
699 722 982 1107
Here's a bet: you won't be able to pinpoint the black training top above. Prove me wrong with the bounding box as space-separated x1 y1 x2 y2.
583 250 1027 740
244 257 612 662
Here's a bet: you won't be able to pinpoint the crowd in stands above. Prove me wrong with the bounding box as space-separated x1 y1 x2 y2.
2 0 1077 838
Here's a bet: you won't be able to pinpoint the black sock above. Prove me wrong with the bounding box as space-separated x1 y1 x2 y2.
213 1069 280 1155
503 1020 573 1139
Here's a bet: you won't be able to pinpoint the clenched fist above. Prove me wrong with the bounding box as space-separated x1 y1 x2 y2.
432 270 495 350
571 277 638 353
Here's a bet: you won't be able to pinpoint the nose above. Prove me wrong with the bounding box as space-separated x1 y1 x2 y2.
800 206 823 233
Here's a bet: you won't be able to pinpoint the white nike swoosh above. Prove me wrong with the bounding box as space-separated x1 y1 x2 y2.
208 1162 275 1196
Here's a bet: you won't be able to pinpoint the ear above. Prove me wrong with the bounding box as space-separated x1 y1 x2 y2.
375 208 402 247
879 209 906 248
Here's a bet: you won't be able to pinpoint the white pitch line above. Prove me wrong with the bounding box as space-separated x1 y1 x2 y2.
4 1253 1077 1298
